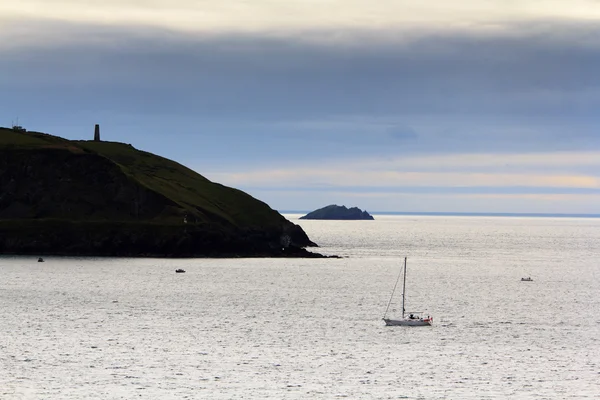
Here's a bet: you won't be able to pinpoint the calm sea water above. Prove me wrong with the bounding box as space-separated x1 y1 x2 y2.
1 215 599 399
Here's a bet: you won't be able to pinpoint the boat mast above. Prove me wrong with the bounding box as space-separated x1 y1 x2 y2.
383 256 405 319
401 257 407 319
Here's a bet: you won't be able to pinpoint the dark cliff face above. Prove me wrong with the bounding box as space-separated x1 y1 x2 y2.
0 149 175 221
300 205 374 220
0 220 319 258
0 128 320 257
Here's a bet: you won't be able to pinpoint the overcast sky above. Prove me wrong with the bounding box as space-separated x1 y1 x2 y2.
2 1 600 214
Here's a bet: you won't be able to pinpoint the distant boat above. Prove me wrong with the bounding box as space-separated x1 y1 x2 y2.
383 257 433 327
37 257 44 262
175 269 186 273
521 277 533 282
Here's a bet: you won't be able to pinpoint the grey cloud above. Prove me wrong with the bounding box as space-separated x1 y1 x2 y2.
1 19 600 163
3 20 600 117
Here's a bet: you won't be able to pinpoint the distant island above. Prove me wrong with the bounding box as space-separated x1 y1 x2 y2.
0 126 326 258
300 205 374 220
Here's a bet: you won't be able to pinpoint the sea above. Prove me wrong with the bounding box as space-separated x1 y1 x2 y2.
1 214 598 399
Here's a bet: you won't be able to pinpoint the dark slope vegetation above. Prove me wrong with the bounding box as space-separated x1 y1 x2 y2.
0 127 320 257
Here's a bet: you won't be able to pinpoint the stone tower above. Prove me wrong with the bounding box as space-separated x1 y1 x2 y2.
94 124 100 141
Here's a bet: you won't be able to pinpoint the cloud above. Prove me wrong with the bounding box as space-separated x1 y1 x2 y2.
207 169 600 190
195 147 600 214
358 151 600 173
4 1 600 37
201 148 600 192
2 20 600 127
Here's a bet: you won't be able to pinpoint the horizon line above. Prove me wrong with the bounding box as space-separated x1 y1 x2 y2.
279 210 600 218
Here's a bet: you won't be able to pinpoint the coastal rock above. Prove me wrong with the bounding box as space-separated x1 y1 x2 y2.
300 205 374 220
0 127 323 258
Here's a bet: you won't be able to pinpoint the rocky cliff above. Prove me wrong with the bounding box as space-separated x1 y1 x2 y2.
300 205 374 220
0 127 320 257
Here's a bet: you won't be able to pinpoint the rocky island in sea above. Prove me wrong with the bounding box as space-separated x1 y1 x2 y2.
0 125 324 258
300 205 374 220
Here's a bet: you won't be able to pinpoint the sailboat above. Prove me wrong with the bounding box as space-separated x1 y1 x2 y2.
383 257 433 327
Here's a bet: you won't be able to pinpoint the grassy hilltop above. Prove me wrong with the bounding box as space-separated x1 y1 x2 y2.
0 127 318 257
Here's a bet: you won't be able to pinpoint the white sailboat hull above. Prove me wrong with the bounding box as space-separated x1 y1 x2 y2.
383 318 432 327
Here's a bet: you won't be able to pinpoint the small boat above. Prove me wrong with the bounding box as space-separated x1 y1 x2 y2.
383 257 433 327
37 257 44 262
175 269 186 273
521 277 533 282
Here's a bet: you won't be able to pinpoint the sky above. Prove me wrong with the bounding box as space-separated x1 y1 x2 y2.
2 1 600 214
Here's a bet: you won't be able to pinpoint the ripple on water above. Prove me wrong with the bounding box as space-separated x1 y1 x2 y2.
1 216 600 398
